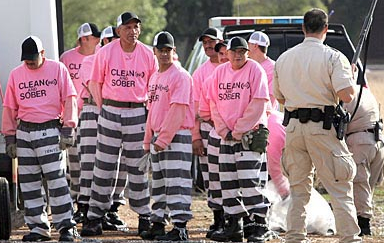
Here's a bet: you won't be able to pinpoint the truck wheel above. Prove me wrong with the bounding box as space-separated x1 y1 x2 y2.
0 177 11 240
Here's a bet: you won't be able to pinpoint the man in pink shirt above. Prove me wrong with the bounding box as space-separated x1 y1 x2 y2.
248 31 278 110
207 36 270 243
191 28 224 237
60 22 101 224
76 26 123 232
140 31 194 241
80 12 157 237
2 36 77 242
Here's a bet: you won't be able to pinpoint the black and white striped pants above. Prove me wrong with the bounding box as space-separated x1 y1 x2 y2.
219 140 269 218
77 105 128 206
206 128 222 210
17 125 75 237
87 105 150 220
150 130 193 224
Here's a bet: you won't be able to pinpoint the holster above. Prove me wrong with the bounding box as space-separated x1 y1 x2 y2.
249 125 269 153
282 109 290 126
374 119 383 142
323 106 334 130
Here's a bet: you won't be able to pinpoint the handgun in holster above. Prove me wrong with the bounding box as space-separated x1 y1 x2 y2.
282 109 290 126
333 105 350 140
374 119 383 142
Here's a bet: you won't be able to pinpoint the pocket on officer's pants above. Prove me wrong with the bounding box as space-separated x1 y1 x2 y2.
331 150 356 182
280 148 289 178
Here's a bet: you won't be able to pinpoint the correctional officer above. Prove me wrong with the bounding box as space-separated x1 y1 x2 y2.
273 8 362 243
191 27 224 237
207 36 270 243
60 22 101 223
140 31 194 241
344 86 384 236
2 36 77 242
80 12 156 236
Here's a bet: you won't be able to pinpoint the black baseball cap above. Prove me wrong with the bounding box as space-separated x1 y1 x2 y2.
21 36 44 61
117 12 141 27
199 27 222 41
214 39 229 52
227 36 249 51
153 31 174 49
77 23 101 39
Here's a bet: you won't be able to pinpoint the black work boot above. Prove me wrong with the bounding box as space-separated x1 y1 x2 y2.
138 214 151 235
211 216 243 242
102 216 118 231
106 202 125 226
80 218 103 236
140 222 166 240
206 209 225 239
74 203 88 224
59 227 75 242
22 232 51 242
358 216 371 236
247 215 268 243
155 222 189 241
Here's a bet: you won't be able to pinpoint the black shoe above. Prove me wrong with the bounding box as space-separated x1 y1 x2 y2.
246 215 268 243
206 210 225 239
22 233 51 242
80 218 103 236
106 211 125 226
138 215 151 235
73 210 84 224
358 216 371 236
102 217 118 231
59 227 75 242
155 226 189 241
211 217 243 242
140 222 165 240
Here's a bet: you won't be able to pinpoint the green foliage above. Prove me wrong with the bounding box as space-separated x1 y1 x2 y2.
62 0 167 51
232 0 327 16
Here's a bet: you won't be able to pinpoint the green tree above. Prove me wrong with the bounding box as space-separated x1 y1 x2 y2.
165 0 233 64
62 0 166 51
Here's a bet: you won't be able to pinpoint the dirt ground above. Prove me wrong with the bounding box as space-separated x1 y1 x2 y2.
8 67 384 242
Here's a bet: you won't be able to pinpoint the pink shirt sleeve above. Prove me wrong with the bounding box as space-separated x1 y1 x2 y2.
266 111 289 197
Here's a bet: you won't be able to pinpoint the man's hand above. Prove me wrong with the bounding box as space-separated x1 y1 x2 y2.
192 139 205 156
154 143 165 152
5 135 17 159
59 127 75 150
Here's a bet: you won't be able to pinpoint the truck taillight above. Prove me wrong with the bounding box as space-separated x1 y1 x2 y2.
221 19 236 26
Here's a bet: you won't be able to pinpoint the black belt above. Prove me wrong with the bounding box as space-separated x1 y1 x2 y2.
102 99 144 108
288 108 325 123
346 129 375 137
19 119 61 131
82 98 96 106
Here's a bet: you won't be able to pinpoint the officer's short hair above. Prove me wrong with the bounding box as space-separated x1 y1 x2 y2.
303 8 328 34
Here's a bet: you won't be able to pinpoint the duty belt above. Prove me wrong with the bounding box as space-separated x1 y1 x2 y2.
19 119 61 131
102 99 144 108
346 128 375 137
283 108 326 126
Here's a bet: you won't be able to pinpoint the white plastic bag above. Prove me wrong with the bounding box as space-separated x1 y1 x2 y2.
267 182 336 235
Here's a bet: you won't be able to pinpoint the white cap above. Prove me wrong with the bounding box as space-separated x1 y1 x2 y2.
248 31 270 47
77 23 101 39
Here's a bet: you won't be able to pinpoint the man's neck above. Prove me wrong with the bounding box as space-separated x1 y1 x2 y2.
78 45 95 56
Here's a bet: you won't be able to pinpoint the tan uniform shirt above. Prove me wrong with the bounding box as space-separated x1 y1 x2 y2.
273 37 354 111
345 86 380 133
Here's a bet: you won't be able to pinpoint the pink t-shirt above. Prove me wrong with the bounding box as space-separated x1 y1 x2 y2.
60 46 86 95
207 59 269 130
266 110 289 197
147 63 194 131
192 59 219 102
90 40 157 102
78 54 95 99
260 57 278 109
3 59 77 123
